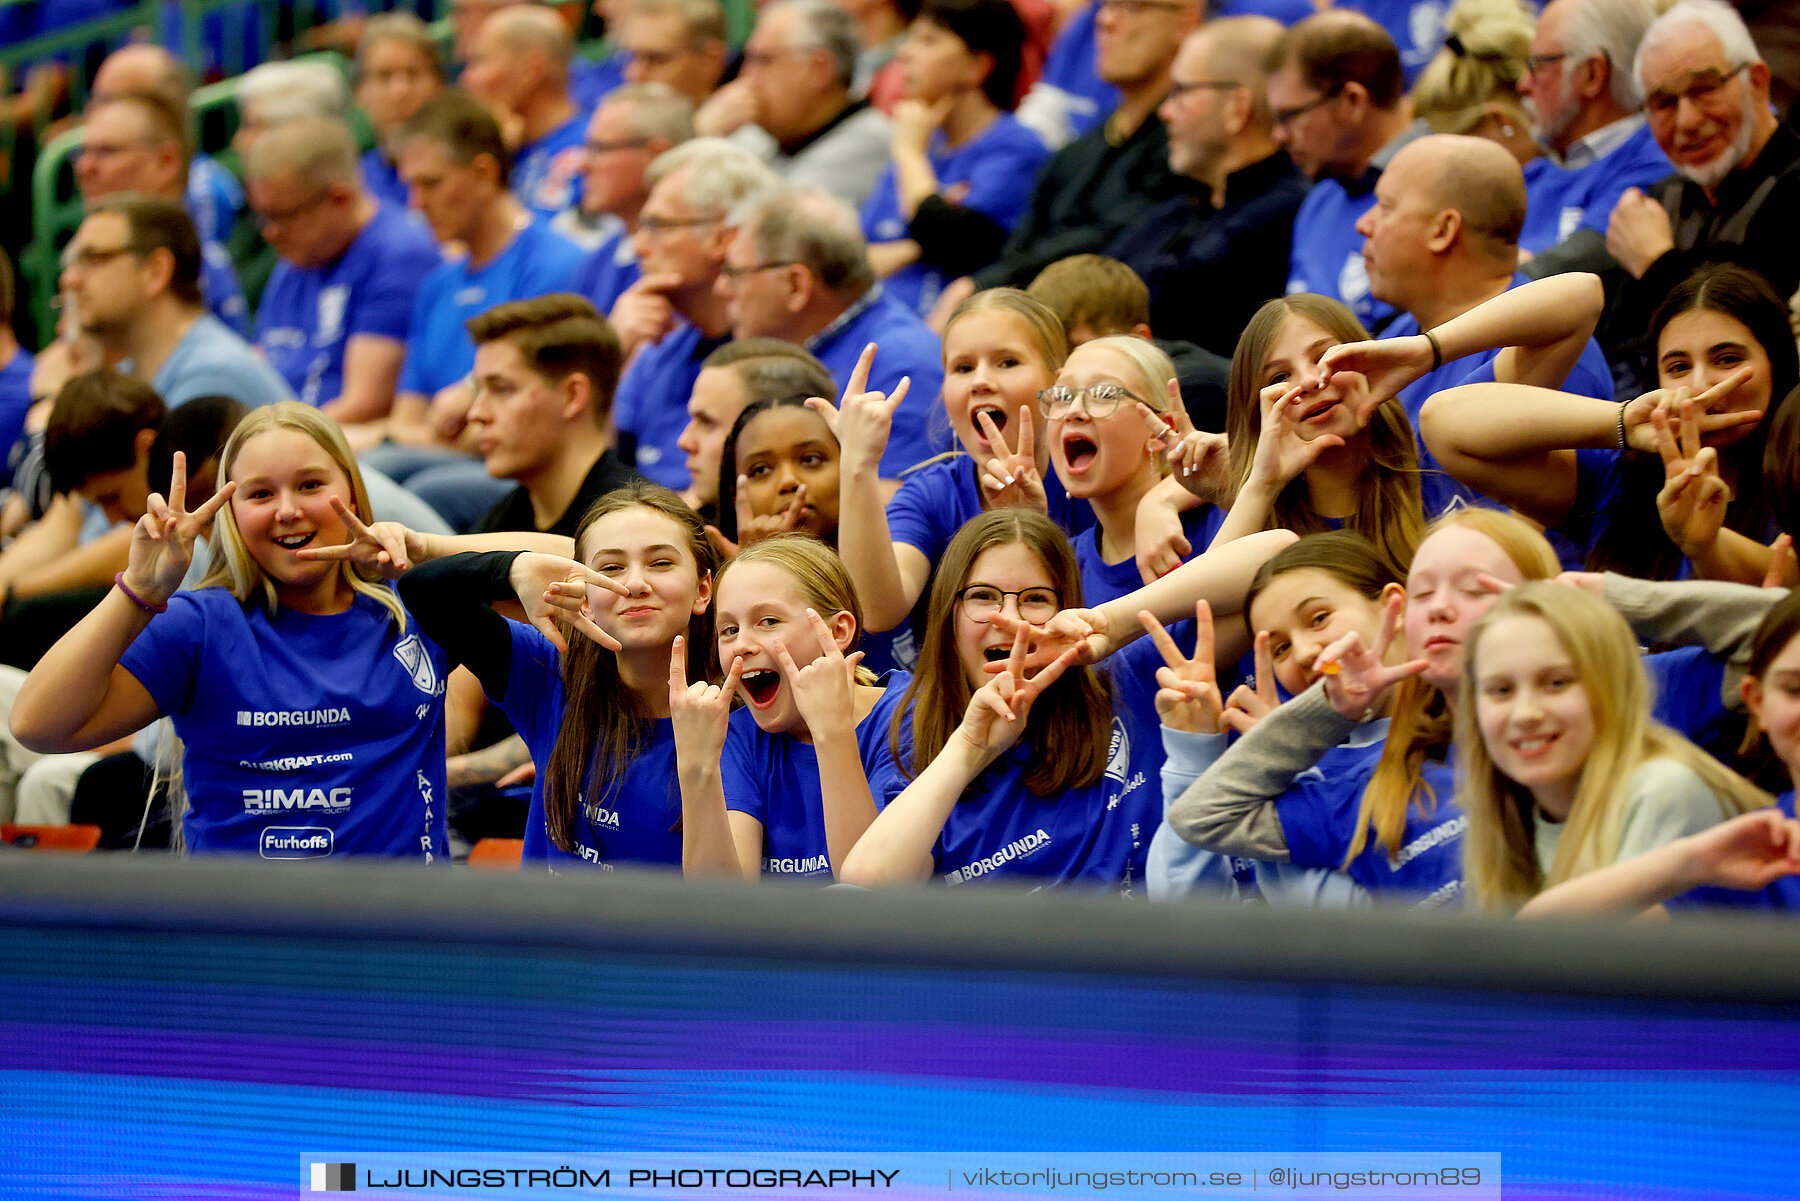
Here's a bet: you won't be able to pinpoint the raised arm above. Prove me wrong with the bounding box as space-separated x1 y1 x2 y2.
10 454 231 753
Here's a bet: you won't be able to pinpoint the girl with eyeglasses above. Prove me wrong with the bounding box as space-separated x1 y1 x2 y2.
840 507 1291 889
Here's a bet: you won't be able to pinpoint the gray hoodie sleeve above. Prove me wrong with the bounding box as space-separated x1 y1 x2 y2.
1165 682 1362 861
1601 573 1781 709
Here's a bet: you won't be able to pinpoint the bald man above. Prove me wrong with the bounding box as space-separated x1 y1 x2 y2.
1355 134 1616 462
462 4 590 216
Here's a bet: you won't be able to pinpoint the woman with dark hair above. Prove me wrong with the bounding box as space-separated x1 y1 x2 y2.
859 0 1050 317
1421 263 1799 583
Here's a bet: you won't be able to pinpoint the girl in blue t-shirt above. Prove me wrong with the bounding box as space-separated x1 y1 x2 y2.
834 292 1092 645
1168 509 1567 904
671 535 906 881
1148 530 1407 904
712 398 845 553
397 483 720 871
841 508 1261 890
1418 264 1798 583
1457 582 1767 912
11 403 450 859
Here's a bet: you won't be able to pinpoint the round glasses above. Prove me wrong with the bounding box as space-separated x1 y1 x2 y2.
957 585 1061 625
1037 382 1142 419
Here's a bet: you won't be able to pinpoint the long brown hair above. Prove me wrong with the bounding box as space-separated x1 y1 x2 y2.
1345 508 1561 865
890 509 1113 795
542 484 719 854
1227 295 1425 571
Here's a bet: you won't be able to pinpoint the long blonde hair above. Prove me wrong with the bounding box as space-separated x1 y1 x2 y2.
1345 508 1561 865
198 402 406 628
1227 295 1425 572
1457 583 1770 910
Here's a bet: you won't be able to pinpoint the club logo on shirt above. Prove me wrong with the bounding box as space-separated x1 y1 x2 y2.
1338 253 1372 307
237 707 351 727
1104 717 1131 784
583 802 621 830
315 284 349 346
393 635 442 696
260 826 334 859
238 751 354 772
764 854 830 875
243 787 354 813
946 829 1051 884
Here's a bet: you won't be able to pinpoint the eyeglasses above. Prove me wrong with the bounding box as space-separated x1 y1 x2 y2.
60 244 137 272
1097 0 1192 15
1524 51 1568 73
957 585 1062 625
1037 381 1142 419
584 137 652 155
1272 83 1344 130
1166 79 1242 102
637 212 722 235
254 188 335 228
718 259 798 279
76 137 160 161
1645 63 1748 119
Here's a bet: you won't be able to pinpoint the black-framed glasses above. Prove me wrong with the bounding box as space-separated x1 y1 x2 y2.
1644 63 1748 118
584 137 652 155
1097 0 1192 15
1038 382 1142 419
956 585 1061 624
1272 83 1344 130
1524 51 1568 73
718 259 799 279
1166 78 1243 102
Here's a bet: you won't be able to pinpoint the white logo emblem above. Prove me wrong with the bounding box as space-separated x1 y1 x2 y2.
393 635 441 696
1104 717 1130 783
315 284 349 345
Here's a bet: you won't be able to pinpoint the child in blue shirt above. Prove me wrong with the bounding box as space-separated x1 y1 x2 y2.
672 536 907 881
11 403 449 860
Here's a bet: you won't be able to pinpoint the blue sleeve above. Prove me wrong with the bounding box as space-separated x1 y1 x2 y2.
885 462 954 557
496 621 567 757
117 594 208 717
860 165 903 241
720 713 766 822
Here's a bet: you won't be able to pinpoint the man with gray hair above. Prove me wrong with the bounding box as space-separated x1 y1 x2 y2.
719 186 945 479
1515 0 1671 277
247 116 442 421
462 4 590 216
233 60 350 163
566 83 697 314
695 0 893 207
1605 0 1800 329
608 139 780 489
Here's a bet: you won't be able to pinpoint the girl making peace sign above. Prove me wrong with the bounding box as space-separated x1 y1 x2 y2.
12 403 452 859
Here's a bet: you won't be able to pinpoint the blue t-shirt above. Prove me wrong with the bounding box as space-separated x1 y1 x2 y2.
1519 121 1671 257
360 148 410 212
1277 744 1465 905
187 156 243 248
0 348 34 488
720 671 913 878
256 204 443 406
613 321 722 491
571 226 641 317
398 218 581 398
860 115 1050 317
151 314 295 408
873 691 1163 890
1646 645 1731 751
513 112 589 218
1033 3 1116 142
1337 0 1446 85
571 53 627 113
118 588 450 860
810 291 948 476
1670 791 1800 914
885 453 1096 565
1287 177 1395 333
201 239 248 336
1215 0 1312 21
497 622 683 871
